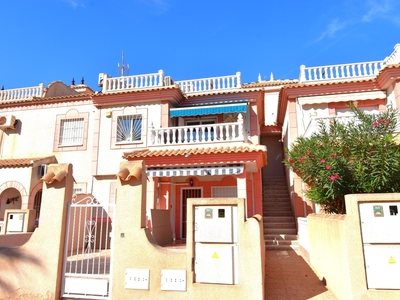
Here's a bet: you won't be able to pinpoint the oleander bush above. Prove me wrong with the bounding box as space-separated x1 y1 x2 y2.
285 104 400 214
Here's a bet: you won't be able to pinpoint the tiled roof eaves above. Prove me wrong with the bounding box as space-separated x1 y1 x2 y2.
123 144 267 159
0 93 93 107
242 80 298 88
92 85 182 98
0 155 56 168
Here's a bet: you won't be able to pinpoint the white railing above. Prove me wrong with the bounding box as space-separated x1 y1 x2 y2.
303 115 358 137
384 43 400 65
0 84 45 101
299 44 400 83
100 70 167 93
303 112 400 137
299 61 384 82
176 72 241 94
149 114 246 146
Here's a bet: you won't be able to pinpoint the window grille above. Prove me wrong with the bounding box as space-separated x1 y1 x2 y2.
116 115 142 143
59 118 84 146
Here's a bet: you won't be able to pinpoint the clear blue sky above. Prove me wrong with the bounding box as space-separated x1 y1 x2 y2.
1 0 399 91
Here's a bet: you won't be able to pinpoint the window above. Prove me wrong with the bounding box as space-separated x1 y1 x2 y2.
54 110 89 152
116 115 142 143
59 118 84 146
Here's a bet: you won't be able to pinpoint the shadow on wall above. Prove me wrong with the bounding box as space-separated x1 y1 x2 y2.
0 246 45 294
291 191 314 217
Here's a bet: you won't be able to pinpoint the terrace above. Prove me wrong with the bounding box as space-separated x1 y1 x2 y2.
0 84 45 102
98 70 242 95
299 44 400 83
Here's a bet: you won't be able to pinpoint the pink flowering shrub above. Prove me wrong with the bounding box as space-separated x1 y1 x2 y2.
285 104 400 214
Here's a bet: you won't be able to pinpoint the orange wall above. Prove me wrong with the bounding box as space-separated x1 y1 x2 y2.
174 176 237 239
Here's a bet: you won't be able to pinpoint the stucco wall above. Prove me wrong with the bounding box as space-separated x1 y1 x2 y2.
0 164 73 299
307 194 400 300
111 161 265 299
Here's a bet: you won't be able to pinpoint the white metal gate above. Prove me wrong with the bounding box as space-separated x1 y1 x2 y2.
61 195 114 299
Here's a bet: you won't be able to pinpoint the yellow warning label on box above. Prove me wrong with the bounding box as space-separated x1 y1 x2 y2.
388 256 396 264
212 252 220 259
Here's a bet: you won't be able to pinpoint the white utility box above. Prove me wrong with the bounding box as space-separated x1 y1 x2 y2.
6 212 25 232
194 206 238 243
359 202 400 243
194 205 239 285
363 244 400 289
195 243 239 284
359 202 400 289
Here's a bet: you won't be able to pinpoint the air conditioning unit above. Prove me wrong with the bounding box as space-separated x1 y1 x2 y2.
0 115 16 130
38 164 48 177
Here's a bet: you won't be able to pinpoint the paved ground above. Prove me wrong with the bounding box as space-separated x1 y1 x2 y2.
265 250 337 300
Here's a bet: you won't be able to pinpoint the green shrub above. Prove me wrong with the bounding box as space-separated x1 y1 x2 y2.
285 104 400 214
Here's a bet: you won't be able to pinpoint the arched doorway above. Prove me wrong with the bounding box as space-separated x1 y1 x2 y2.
0 188 22 222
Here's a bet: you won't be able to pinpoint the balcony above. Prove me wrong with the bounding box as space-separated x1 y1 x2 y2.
0 84 45 102
303 115 355 138
98 70 169 93
299 44 400 83
176 72 241 95
149 114 247 147
302 112 400 138
98 70 242 95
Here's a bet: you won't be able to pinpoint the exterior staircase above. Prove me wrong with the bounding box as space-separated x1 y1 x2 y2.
263 176 298 250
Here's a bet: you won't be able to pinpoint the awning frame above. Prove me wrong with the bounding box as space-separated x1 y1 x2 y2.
170 103 248 118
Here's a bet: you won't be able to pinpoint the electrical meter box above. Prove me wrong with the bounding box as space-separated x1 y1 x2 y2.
359 202 400 289
194 205 239 285
6 212 25 233
194 205 238 243
359 202 400 243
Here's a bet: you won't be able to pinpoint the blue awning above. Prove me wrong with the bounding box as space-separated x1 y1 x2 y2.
170 103 247 118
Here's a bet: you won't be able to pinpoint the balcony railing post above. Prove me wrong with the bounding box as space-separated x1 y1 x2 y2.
237 113 244 140
299 65 306 82
158 70 164 86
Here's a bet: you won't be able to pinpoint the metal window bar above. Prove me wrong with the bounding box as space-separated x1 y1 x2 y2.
59 118 84 146
116 115 142 142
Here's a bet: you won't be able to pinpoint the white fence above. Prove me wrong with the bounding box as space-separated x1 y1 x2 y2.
149 116 246 146
176 72 241 94
0 84 45 101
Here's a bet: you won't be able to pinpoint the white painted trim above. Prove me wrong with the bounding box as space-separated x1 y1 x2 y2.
147 165 244 178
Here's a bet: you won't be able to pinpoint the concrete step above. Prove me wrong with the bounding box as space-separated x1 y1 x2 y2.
265 234 298 241
265 239 299 247
264 211 294 217
264 202 292 208
263 194 290 199
264 228 297 235
263 207 293 217
265 243 299 251
263 216 295 223
263 222 296 229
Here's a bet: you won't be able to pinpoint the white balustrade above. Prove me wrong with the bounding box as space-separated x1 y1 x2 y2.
0 84 45 101
384 43 400 65
299 61 384 82
101 70 166 93
303 115 368 137
176 72 241 94
150 115 246 146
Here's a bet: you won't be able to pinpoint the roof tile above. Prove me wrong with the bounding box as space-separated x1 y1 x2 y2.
123 144 266 159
